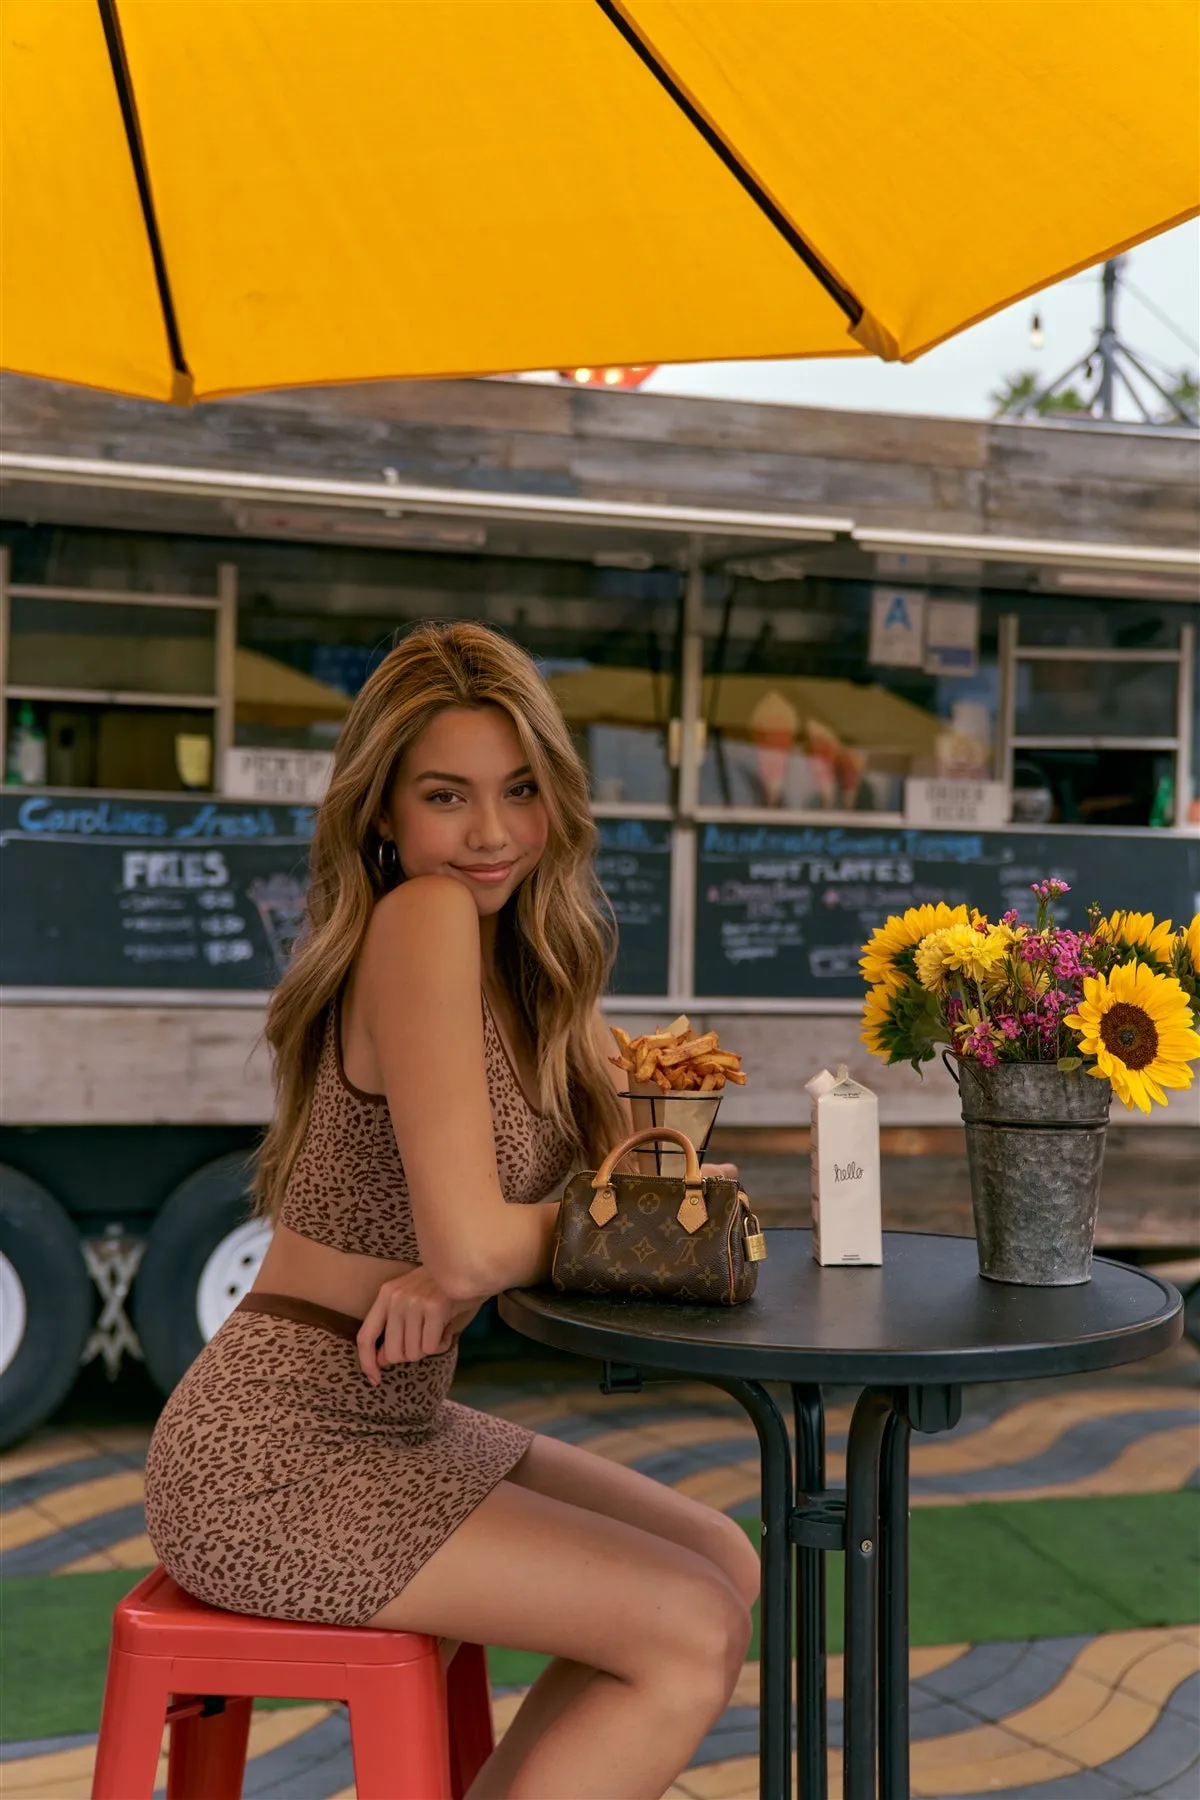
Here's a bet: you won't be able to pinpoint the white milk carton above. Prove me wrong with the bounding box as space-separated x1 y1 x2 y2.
804 1065 882 1266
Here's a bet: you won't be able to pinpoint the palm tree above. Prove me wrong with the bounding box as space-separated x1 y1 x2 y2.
990 371 1089 418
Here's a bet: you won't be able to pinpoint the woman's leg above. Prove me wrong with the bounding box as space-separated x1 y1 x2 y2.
467 1659 599 1800
507 1432 761 1606
367 1477 752 1800
470 1431 761 1793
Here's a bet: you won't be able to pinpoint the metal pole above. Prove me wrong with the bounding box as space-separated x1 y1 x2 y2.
793 1386 828 1800
214 563 238 794
996 614 1019 798
677 540 706 816
1174 623 1195 827
878 1404 912 1800
843 1390 894 1800
713 1378 794 1800
668 540 705 1000
0 547 10 789
1097 258 1120 421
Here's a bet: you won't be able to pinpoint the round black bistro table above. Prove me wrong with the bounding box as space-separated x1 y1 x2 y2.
499 1230 1182 1800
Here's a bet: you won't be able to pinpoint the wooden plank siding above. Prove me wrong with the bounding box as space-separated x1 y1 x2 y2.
2 1002 1195 1129
2 373 1196 547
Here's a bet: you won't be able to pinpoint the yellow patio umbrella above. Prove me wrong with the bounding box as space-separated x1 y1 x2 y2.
549 664 941 754
233 648 353 730
2 0 1195 403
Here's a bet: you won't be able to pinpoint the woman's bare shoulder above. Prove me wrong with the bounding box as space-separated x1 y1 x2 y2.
361 875 480 973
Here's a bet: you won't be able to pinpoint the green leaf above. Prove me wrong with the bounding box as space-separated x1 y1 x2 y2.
1056 1056 1084 1073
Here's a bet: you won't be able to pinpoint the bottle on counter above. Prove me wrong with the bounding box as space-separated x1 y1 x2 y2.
5 702 48 786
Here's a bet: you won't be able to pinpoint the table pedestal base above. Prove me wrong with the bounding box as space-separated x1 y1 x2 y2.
605 1366 961 1800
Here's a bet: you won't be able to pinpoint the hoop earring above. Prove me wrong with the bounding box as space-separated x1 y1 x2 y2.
377 839 401 885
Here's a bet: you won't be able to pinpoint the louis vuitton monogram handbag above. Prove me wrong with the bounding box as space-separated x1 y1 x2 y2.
551 1126 767 1305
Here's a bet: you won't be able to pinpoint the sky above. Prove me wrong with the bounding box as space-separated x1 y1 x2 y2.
640 219 1200 423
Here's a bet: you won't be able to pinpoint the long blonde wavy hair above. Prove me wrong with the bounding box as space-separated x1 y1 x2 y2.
255 620 627 1218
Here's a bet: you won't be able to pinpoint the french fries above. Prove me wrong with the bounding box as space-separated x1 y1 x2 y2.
608 1014 748 1093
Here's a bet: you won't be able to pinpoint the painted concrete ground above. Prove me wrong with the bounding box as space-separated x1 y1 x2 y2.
2 1309 1197 1799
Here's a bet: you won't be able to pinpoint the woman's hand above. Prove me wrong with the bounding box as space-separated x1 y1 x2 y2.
357 1266 460 1385
701 1161 740 1184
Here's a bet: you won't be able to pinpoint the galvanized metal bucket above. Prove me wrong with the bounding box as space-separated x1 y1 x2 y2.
951 1059 1112 1286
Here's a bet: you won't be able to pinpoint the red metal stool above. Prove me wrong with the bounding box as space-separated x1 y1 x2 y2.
91 1565 495 1800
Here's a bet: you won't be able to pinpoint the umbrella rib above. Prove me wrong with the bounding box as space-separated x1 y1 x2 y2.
96 0 192 403
593 0 862 329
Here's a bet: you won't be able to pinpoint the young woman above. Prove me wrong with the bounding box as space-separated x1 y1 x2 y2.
144 621 759 1800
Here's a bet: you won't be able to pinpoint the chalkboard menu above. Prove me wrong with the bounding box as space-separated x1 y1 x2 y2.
695 821 1200 1000
0 794 314 990
595 817 672 996
0 795 673 997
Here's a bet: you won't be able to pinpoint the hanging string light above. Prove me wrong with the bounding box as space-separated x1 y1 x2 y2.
557 365 658 388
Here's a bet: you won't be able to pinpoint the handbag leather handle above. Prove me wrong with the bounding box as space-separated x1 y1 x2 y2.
593 1126 703 1190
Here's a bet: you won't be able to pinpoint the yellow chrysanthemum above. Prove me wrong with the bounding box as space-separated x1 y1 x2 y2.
1183 914 1200 978
1097 910 1176 964
915 923 1011 992
1064 961 1200 1114
860 903 973 994
860 984 894 1058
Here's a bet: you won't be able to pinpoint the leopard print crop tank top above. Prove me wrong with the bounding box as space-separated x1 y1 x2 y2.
277 993 578 1260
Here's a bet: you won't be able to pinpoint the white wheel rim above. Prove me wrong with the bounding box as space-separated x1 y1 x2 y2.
0 1250 28 1378
195 1221 273 1341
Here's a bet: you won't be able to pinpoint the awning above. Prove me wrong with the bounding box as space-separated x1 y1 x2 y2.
1 450 1197 592
234 647 351 727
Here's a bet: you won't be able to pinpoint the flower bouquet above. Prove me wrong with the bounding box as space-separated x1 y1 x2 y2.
859 883 1200 1285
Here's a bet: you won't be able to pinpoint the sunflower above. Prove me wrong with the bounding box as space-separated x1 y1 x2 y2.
915 923 1011 992
860 903 973 994
1096 910 1176 965
860 984 895 1058
1064 962 1200 1113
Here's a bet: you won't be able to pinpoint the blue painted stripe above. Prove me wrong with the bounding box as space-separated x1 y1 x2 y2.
909 1408 1197 1497
1 1450 146 1513
1 1503 149 1576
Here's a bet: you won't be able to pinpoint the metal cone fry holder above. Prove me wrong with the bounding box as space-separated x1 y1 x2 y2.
620 1087 723 1176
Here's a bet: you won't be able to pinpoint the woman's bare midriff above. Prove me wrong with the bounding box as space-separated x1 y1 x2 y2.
254 1223 413 1322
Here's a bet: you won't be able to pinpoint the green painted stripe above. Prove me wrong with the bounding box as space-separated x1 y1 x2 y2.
3 1492 1197 1743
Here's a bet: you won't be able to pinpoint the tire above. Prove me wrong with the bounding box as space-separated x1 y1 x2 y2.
133 1153 272 1396
0 1167 93 1449
1183 1278 1200 1352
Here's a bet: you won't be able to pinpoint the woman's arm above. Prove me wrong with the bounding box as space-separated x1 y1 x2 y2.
359 875 559 1303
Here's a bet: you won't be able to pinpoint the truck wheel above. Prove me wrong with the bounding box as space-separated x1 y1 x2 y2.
134 1154 272 1396
0 1167 93 1449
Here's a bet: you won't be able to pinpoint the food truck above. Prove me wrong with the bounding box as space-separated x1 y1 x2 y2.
1 372 1197 1442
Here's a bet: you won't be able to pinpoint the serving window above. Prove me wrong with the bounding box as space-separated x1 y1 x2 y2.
696 574 1000 818
229 537 682 808
694 571 1197 830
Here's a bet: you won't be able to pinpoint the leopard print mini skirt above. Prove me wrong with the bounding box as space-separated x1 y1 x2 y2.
143 1297 534 1626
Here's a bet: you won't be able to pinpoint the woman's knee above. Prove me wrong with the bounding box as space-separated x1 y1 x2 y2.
652 1564 753 1702
707 1512 761 1609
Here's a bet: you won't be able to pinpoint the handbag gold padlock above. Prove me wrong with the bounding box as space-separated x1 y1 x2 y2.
740 1193 768 1263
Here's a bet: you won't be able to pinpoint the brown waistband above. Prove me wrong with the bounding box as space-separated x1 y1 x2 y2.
235 1291 362 1344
